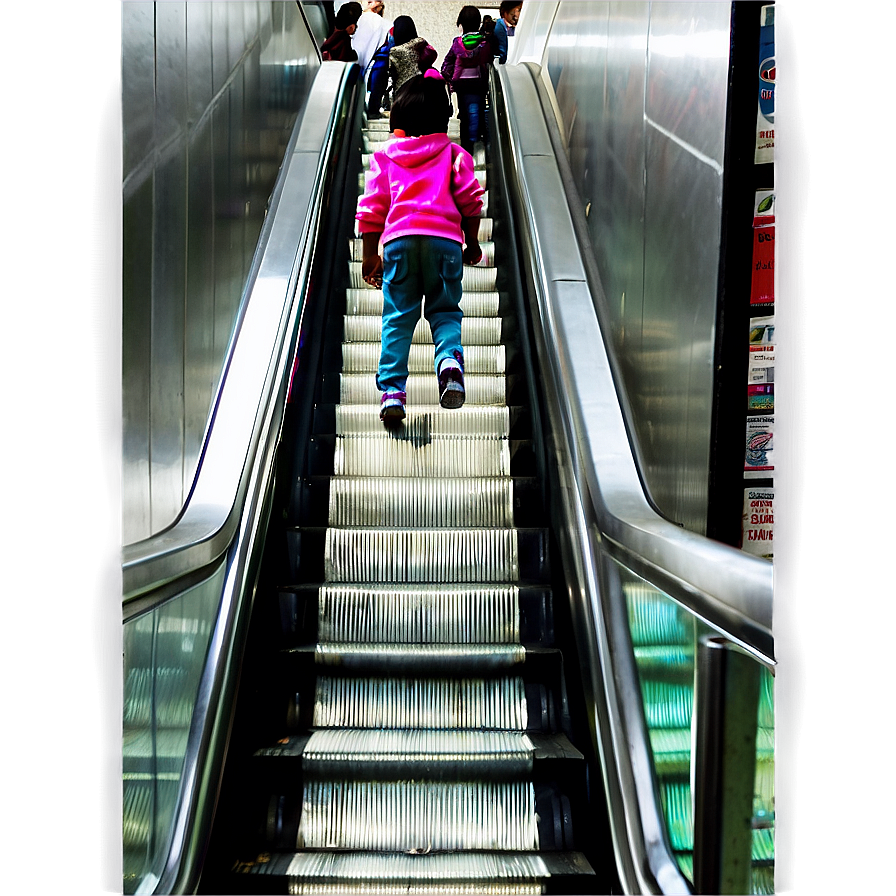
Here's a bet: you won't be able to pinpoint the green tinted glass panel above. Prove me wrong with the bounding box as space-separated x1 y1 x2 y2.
620 561 775 891
122 565 224 894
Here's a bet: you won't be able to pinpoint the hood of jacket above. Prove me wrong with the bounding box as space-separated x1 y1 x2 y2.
380 132 452 169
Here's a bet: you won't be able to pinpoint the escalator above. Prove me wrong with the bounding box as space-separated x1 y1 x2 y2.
196 89 610 895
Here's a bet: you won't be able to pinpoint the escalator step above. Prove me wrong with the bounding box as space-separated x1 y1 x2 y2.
338 372 507 406
296 779 538 851
348 261 497 291
312 674 528 729
344 286 499 316
332 436 511 478
327 476 514 527
232 848 595 893
342 313 501 345
311 642 527 673
341 342 505 374
330 404 512 437
276 583 554 646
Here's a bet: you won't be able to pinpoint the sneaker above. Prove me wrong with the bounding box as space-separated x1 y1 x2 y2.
438 351 465 409
380 390 406 425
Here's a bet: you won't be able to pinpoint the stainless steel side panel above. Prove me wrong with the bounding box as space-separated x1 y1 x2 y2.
122 1 320 545
536 1 733 534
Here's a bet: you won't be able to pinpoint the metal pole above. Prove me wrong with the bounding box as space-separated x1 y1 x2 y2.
693 636 761 894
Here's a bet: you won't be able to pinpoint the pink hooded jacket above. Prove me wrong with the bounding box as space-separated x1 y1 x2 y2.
356 133 483 245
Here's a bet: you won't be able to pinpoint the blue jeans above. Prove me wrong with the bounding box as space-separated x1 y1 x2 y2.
458 92 485 152
376 236 464 393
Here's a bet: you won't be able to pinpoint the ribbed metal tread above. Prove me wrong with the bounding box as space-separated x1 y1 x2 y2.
343 314 501 345
333 436 511 478
342 342 505 374
344 287 500 317
327 476 515 527
339 373 506 407
312 675 528 729
324 527 520 583
331 404 512 438
255 730 584 772
348 262 497 292
297 779 538 851
235 849 596 891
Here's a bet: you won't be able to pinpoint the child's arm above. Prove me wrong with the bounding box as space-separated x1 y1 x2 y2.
361 231 384 287
461 217 482 265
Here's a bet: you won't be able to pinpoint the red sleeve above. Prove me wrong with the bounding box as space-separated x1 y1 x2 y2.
355 152 391 232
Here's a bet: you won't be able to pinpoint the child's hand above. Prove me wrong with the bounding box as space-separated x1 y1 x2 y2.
462 242 483 266
362 254 383 287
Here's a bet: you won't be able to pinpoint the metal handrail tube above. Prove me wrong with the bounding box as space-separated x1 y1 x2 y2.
495 61 774 893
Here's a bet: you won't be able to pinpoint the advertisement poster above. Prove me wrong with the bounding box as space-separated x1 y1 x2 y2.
754 4 775 164
750 190 775 305
742 487 774 559
748 315 775 383
748 383 774 413
745 415 774 476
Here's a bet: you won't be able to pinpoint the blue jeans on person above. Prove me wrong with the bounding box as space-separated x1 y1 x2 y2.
377 235 464 393
458 92 485 152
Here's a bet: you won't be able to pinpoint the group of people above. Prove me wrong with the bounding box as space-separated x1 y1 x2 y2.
323 3 522 426
323 2 523 153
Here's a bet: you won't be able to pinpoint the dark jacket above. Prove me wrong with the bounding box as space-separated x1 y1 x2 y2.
321 28 357 62
440 32 493 94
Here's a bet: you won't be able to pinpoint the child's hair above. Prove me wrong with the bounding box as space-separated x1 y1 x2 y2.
335 3 362 30
456 6 482 33
391 15 418 46
389 74 451 137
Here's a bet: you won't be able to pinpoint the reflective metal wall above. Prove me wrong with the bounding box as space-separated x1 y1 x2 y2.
122 1 320 545
539 2 732 533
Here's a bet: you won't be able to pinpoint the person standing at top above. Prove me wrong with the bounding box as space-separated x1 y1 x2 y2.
321 2 363 61
356 72 484 426
441 6 493 155
493 1 522 65
353 1 392 75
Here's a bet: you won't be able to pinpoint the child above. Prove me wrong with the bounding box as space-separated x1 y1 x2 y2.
441 6 493 154
355 71 484 425
321 2 363 62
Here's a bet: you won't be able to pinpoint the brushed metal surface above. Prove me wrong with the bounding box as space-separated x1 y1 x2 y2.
122 1 320 544
538 1 732 533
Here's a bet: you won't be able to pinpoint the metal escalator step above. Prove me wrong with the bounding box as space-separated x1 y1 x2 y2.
328 477 515 527
339 373 506 407
330 404 512 438
348 261 498 292
277 583 553 645
349 237 496 268
297 779 538 851
289 526 549 583
342 342 505 374
333 436 510 478
324 527 519 583
236 849 596 891
313 642 527 672
342 314 501 345
313 675 528 729
344 287 499 317
299 729 536 778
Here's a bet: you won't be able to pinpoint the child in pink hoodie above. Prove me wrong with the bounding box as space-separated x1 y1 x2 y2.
356 71 484 425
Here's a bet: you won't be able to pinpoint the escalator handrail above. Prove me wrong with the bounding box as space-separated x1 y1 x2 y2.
122 62 359 895
121 63 351 613
499 61 774 667
496 61 772 894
